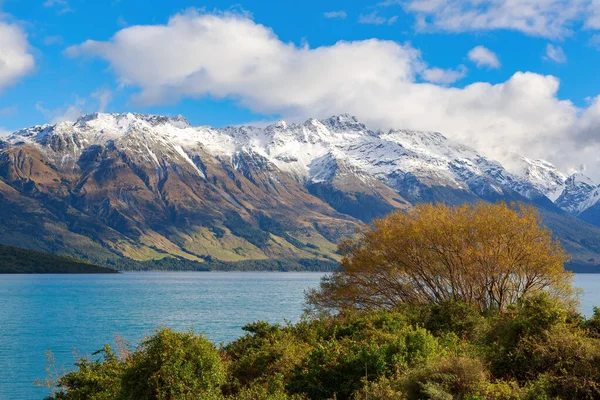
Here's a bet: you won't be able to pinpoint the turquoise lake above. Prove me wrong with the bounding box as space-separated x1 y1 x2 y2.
1 272 599 399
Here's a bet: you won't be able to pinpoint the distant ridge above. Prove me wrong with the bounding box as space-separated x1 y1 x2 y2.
0 245 118 274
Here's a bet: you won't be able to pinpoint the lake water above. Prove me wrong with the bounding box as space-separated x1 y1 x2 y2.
0 272 599 399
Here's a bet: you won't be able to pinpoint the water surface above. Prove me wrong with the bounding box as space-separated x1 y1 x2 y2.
0 272 324 399
0 272 598 399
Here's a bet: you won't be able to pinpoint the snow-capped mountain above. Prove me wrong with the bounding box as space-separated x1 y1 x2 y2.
504 154 568 201
2 112 600 270
15 113 555 196
555 173 599 214
2 112 586 208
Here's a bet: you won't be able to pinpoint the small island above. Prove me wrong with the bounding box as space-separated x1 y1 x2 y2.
0 245 118 274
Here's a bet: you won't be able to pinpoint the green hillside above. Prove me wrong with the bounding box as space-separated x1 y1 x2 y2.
0 245 118 274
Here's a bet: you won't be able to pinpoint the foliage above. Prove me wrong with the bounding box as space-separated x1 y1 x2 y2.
44 299 600 400
403 355 488 400
0 244 117 274
45 345 124 399
585 306 600 337
307 202 572 313
119 329 225 400
223 211 271 249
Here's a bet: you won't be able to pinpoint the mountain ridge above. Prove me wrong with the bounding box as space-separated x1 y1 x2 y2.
2 112 600 271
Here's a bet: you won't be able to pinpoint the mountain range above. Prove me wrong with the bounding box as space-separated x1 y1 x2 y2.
2 112 600 271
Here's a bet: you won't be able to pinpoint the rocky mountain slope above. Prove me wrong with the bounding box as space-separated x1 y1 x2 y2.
2 113 600 271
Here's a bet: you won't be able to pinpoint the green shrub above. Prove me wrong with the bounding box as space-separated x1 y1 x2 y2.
485 293 569 379
480 380 523 400
46 345 123 400
227 375 306 400
586 307 600 338
225 322 309 390
287 326 440 400
418 300 487 340
43 295 600 400
120 329 225 400
403 356 488 400
513 328 600 399
351 376 405 400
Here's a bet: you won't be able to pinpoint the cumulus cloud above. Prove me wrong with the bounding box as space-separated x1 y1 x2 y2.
403 0 596 39
324 10 347 19
422 65 467 84
66 10 600 178
0 22 35 92
468 46 501 68
359 11 398 25
545 43 567 63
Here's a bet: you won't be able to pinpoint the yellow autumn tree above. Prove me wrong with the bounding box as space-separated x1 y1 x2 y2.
307 202 573 313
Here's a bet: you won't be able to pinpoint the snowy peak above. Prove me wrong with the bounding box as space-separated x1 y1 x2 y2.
504 155 567 201
321 114 371 133
567 172 595 187
73 112 191 131
555 173 599 214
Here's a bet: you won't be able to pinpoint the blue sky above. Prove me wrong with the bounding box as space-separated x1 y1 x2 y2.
2 0 600 173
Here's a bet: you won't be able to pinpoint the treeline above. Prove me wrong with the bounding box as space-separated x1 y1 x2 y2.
0 245 117 274
106 256 339 272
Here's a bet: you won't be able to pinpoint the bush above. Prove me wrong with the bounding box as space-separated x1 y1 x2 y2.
227 378 307 400
225 322 309 391
403 356 488 400
120 329 225 400
287 325 440 399
485 294 570 380
586 307 600 338
46 345 123 400
413 300 487 341
513 328 600 399
350 376 405 400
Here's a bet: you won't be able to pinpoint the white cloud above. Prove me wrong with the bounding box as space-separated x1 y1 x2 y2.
324 10 347 19
66 10 600 178
43 0 73 14
0 128 11 137
36 97 85 123
36 87 114 123
545 43 567 63
359 11 397 25
590 34 600 48
0 22 35 92
91 87 112 112
117 16 128 27
468 46 501 68
0 105 17 116
43 35 64 46
422 65 467 84
587 0 600 28
404 0 596 39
